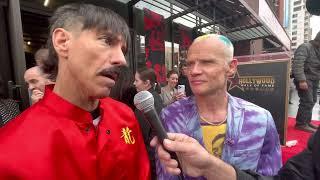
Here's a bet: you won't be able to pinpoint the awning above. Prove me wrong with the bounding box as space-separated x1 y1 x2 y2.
130 0 291 50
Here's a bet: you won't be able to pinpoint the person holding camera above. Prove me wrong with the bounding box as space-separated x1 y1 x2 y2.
160 70 185 106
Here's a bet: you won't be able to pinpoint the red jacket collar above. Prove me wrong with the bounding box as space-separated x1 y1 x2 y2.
42 85 99 124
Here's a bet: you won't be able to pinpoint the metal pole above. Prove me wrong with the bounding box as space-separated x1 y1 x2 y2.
170 0 174 70
7 0 29 110
196 0 200 33
213 6 216 33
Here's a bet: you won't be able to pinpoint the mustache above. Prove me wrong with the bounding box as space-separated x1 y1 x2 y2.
98 66 122 81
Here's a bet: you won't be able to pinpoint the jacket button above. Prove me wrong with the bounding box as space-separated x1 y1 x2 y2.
106 130 111 134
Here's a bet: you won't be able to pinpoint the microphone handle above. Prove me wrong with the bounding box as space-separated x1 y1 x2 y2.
144 109 167 144
169 151 184 180
144 109 184 180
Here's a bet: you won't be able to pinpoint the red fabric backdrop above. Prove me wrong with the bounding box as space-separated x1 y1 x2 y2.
144 8 166 83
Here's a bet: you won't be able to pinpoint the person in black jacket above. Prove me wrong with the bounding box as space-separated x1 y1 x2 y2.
134 67 164 180
134 67 163 115
109 66 137 110
292 31 320 133
152 127 320 180
178 61 193 97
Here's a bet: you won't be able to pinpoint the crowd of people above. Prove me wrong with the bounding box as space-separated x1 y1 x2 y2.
0 2 319 180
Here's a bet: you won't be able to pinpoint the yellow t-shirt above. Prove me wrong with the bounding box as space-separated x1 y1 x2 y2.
201 122 227 158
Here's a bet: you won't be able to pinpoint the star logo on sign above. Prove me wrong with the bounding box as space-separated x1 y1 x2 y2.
228 71 244 92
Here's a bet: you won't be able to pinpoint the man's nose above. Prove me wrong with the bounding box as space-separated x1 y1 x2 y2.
190 63 202 76
110 45 127 66
28 84 34 91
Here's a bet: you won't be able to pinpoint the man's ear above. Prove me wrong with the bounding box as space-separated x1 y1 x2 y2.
52 28 70 60
227 59 238 77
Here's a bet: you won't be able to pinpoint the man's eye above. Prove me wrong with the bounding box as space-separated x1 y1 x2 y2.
186 63 193 67
104 37 112 45
99 36 112 46
202 61 212 64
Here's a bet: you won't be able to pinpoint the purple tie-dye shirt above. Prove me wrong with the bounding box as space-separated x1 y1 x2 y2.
156 94 282 179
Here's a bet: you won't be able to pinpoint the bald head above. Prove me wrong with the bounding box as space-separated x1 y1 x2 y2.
186 34 237 96
191 34 234 63
24 66 47 92
24 66 42 78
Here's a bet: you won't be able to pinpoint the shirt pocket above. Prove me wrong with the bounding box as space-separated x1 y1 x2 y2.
232 148 261 171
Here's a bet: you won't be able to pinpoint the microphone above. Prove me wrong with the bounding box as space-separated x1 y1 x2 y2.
134 90 168 144
134 91 184 180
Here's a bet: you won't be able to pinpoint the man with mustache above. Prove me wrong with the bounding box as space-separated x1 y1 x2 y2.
0 3 150 179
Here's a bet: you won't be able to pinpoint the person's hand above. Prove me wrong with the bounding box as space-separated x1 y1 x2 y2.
174 92 186 100
150 133 212 177
31 89 44 104
299 81 308 90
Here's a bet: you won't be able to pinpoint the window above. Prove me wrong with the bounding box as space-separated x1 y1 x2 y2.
292 14 298 18
292 25 297 29
292 37 297 40
292 19 297 23
292 42 297 46
292 31 297 35
293 6 302 11
294 0 302 6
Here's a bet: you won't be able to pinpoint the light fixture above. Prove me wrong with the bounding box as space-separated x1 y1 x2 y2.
43 0 50 7
27 41 31 45
225 0 235 4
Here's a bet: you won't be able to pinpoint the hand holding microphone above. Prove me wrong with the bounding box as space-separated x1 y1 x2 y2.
150 133 237 180
134 91 184 180
134 91 237 180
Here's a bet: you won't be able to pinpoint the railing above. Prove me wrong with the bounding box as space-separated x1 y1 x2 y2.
235 52 292 62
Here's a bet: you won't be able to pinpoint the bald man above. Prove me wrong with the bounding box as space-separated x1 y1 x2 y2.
24 66 47 104
156 34 281 179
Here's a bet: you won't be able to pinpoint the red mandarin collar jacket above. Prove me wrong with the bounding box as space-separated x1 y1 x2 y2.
0 86 150 179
